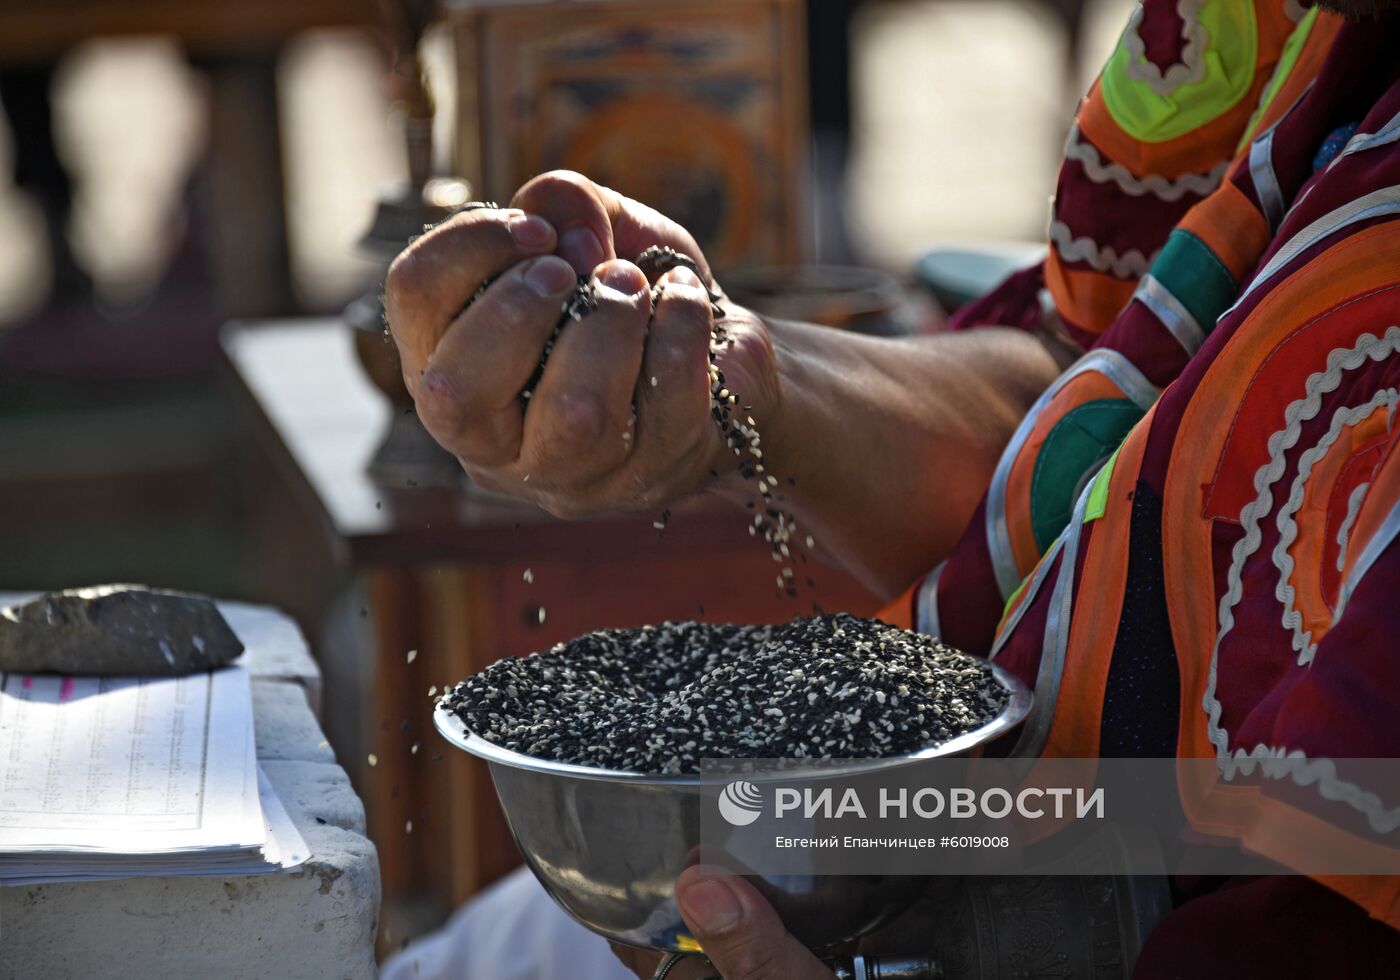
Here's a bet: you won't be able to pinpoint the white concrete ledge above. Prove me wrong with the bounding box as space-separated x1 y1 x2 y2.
0 603 379 980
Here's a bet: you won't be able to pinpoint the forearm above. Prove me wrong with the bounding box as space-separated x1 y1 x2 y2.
711 320 1065 599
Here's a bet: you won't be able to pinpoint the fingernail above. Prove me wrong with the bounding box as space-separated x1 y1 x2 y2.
524 256 577 297
558 226 606 274
663 266 702 288
677 879 742 935
596 260 647 296
510 214 554 249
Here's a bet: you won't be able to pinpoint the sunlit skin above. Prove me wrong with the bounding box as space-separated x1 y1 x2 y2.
385 172 1067 600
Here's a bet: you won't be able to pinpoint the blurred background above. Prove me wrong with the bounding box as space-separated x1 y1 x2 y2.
0 0 1133 954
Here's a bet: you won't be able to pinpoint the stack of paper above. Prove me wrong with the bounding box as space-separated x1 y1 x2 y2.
0 667 307 885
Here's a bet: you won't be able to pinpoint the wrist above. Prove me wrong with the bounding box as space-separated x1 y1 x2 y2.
705 314 812 505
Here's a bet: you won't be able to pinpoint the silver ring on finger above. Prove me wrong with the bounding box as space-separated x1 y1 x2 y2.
652 952 686 980
652 951 715 980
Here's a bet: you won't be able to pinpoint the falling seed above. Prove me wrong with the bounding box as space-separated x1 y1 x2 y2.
538 607 547 624
406 821 413 834
523 568 534 584
650 376 658 387
411 742 421 754
428 686 437 697
406 649 418 664
367 754 378 767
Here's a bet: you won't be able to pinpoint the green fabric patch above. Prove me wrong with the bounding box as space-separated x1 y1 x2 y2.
1101 0 1258 144
1084 444 1123 523
999 573 1030 632
1150 229 1237 334
1030 399 1143 551
1238 6 1319 152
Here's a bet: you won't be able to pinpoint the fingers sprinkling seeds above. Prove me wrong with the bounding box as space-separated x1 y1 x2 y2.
522 260 651 490
416 254 580 466
386 207 557 386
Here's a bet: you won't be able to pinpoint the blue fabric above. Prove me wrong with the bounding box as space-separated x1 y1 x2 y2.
1312 121 1360 172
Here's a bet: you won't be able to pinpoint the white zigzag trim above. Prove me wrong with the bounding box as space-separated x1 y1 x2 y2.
1122 0 1209 96
1048 220 1157 279
1335 482 1371 574
1064 124 1227 202
1271 390 1396 667
1204 326 1400 834
1336 489 1400 621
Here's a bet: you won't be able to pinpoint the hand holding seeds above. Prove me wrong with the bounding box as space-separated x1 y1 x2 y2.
388 171 1066 596
384 170 780 518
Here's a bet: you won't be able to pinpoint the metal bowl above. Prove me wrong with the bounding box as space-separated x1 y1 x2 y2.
434 659 1032 953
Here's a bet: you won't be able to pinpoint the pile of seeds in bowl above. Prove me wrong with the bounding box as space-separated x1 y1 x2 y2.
437 613 1008 774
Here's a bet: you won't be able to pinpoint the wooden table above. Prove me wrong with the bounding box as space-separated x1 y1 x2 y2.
221 318 880 947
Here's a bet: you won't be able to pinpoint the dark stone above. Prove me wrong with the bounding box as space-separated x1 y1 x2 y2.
0 585 244 676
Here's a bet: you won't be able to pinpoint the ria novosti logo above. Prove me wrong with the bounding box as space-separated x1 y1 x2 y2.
717 780 764 826
716 779 1106 827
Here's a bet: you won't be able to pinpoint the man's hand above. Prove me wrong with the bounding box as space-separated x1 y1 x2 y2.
612 866 835 980
384 171 778 518
387 170 1065 596
612 869 965 980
